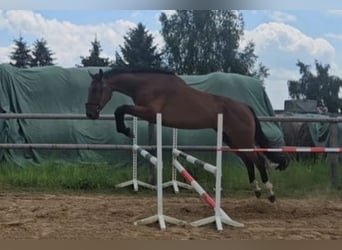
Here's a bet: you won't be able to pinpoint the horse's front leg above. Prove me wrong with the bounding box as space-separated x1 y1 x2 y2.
114 105 135 138
114 104 157 138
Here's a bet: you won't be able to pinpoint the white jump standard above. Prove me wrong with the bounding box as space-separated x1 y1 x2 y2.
115 117 155 191
133 113 186 230
172 114 244 230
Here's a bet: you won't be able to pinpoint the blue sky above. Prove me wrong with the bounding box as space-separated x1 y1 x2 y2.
1 10 342 110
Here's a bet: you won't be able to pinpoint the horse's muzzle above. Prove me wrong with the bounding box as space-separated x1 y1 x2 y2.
86 112 99 120
85 103 100 119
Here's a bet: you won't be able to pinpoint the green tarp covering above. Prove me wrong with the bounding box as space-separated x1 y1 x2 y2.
280 112 338 147
0 64 285 165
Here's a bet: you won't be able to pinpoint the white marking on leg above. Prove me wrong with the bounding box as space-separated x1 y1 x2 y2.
251 180 261 192
264 181 274 196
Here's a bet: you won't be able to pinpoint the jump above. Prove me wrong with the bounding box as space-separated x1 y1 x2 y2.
85 67 290 202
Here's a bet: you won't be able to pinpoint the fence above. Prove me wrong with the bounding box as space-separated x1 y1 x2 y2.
0 113 341 188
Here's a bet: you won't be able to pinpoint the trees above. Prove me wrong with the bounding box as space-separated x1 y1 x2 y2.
9 36 32 68
31 38 55 67
9 36 55 68
79 37 110 67
159 10 268 80
114 23 162 68
288 60 342 113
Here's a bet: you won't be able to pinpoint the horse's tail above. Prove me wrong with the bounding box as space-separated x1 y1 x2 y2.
248 106 289 171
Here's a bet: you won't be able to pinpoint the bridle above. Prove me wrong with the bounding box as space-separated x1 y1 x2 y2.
85 102 101 113
86 80 105 113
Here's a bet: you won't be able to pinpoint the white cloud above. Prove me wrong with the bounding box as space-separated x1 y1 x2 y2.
241 22 336 109
0 45 12 63
325 33 342 41
0 10 136 67
269 11 297 23
327 10 342 15
242 22 335 66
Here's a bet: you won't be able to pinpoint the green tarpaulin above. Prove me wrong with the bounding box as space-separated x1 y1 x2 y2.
0 64 285 165
280 112 339 147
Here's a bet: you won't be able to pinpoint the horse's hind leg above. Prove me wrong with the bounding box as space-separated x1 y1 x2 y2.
238 154 262 199
255 154 276 202
222 133 262 198
247 162 262 199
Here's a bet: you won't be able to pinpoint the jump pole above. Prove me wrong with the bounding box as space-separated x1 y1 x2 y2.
134 113 186 230
162 128 193 193
115 116 155 191
173 114 244 230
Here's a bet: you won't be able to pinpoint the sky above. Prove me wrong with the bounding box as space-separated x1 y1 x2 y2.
1 9 342 110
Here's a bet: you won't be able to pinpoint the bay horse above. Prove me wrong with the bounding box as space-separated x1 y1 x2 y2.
85 67 289 202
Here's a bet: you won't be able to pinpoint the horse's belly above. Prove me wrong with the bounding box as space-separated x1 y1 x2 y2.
162 112 215 129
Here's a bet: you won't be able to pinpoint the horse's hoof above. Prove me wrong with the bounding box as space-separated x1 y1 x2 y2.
254 190 261 198
268 195 276 203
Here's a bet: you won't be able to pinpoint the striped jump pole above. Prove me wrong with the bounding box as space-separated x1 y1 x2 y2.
162 128 193 193
173 148 216 175
115 116 155 191
134 113 186 230
220 146 341 189
220 146 342 153
173 114 244 230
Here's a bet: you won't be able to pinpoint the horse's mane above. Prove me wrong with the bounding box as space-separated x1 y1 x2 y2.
104 66 175 77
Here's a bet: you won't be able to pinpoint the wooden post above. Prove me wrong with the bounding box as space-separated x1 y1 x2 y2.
328 121 339 189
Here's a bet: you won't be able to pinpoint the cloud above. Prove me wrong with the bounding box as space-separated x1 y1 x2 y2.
325 33 342 41
242 22 335 67
327 10 342 15
0 45 12 63
0 10 137 67
268 11 297 23
241 22 336 109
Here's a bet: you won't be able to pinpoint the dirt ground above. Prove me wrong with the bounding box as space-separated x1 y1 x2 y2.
0 192 341 239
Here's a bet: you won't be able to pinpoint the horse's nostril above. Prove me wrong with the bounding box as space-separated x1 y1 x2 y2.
86 113 95 119
86 112 99 120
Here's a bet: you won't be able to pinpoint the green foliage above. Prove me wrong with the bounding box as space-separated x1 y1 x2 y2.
31 38 55 67
114 23 162 68
288 60 342 113
159 10 269 80
9 36 32 68
79 37 110 67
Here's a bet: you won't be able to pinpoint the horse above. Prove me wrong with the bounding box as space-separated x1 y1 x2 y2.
85 67 289 202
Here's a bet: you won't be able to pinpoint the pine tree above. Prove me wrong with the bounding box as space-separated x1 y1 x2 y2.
79 37 110 67
9 36 32 68
115 23 162 68
31 38 55 67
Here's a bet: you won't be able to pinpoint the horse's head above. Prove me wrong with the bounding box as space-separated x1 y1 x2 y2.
86 69 112 119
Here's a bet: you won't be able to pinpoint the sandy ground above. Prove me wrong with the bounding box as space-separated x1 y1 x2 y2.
0 192 341 239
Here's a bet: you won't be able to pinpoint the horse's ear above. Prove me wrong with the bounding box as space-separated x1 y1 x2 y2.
99 69 103 79
88 70 95 80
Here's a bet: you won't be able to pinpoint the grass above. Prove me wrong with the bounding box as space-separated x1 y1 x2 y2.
0 161 126 192
0 157 341 199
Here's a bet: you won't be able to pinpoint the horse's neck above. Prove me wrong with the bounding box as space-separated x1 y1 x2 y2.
109 76 140 99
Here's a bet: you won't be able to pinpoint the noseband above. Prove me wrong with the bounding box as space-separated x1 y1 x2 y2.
86 103 100 113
